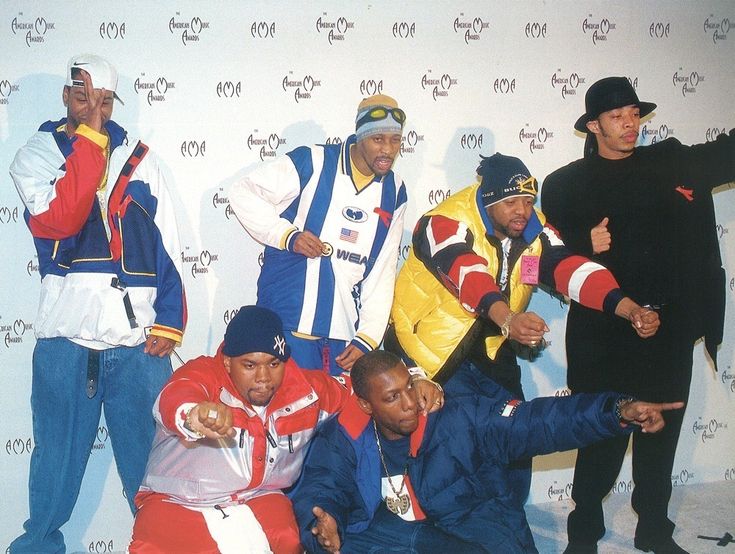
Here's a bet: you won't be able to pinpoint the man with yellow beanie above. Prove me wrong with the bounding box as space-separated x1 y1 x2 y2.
230 95 410 376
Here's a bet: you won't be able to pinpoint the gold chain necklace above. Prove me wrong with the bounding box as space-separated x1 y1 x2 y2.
372 419 411 515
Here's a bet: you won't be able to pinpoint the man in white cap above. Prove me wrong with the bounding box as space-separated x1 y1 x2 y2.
229 95 408 375
9 54 186 553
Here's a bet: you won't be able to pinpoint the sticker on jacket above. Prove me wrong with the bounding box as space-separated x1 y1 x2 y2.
500 399 522 417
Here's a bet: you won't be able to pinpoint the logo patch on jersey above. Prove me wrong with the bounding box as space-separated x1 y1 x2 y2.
335 249 367 265
500 399 522 417
343 206 368 223
340 228 359 243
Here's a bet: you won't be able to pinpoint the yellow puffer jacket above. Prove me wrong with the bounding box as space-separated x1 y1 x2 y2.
391 182 544 379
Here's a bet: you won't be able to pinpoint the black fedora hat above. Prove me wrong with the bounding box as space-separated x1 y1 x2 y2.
574 76 656 133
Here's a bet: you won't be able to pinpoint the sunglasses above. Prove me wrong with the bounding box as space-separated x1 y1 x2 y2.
356 106 406 130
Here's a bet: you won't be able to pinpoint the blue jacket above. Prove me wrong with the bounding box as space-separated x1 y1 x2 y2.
10 118 186 347
292 387 634 553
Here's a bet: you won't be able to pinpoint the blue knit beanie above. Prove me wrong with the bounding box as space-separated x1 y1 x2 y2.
222 306 291 361
478 153 537 208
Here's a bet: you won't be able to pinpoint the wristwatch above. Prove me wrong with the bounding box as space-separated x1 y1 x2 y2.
615 396 636 425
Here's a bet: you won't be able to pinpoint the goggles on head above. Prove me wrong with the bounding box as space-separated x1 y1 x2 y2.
515 176 538 196
355 106 406 130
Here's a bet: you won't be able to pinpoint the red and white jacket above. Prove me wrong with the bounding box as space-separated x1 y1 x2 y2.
138 346 350 508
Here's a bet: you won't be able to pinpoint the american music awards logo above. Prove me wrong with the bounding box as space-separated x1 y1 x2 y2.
399 129 425 157
181 140 206 158
0 316 33 348
640 121 675 146
134 74 176 106
581 15 617 45
224 307 240 326
671 468 694 487
421 71 458 101
316 14 355 45
99 21 126 40
546 480 573 501
525 21 547 39
282 72 322 103
211 190 236 221
0 79 20 105
427 189 451 206
6 437 32 455
453 14 489 43
217 81 242 99
550 71 584 100
251 21 276 39
611 479 633 494
0 205 20 224
672 69 705 97
721 366 735 394
704 15 734 44
169 13 210 46
692 416 728 443
92 426 110 451
181 247 220 279
10 13 56 47
26 258 39 277
649 21 671 39
247 131 286 161
493 77 516 94
359 79 383 97
392 21 416 39
518 125 555 154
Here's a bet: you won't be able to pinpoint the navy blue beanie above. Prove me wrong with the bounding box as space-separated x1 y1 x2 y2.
222 306 291 361
478 153 537 208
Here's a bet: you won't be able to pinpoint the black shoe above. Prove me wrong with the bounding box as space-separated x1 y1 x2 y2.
563 543 598 554
634 536 689 554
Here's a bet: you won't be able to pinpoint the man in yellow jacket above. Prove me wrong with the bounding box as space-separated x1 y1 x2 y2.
387 153 660 505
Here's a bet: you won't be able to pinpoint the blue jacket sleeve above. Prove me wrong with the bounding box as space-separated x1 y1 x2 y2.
290 418 366 554
478 392 632 463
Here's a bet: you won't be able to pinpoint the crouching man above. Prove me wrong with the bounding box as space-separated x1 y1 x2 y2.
291 350 683 553
129 307 442 554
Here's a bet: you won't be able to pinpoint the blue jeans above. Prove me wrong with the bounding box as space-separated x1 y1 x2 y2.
342 504 486 553
286 333 348 376
10 337 172 554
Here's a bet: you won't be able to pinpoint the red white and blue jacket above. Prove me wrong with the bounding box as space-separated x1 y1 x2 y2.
139 347 350 507
292 383 635 553
10 118 186 348
229 135 407 353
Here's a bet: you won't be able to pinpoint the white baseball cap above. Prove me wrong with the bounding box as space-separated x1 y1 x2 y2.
65 54 123 104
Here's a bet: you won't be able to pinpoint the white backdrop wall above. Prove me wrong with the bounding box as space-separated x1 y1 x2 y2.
1 1 734 551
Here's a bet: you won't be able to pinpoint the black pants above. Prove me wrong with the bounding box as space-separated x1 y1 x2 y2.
564 304 694 544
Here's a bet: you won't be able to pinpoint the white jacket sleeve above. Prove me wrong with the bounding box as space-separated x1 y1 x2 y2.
351 200 407 351
229 155 303 249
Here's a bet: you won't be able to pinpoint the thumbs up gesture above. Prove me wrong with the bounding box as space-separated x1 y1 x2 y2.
590 217 611 254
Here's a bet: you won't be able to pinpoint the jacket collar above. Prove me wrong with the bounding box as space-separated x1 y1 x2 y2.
338 394 427 456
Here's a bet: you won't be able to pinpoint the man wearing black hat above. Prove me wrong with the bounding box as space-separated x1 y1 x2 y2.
542 76 735 554
387 152 659 505
129 306 443 554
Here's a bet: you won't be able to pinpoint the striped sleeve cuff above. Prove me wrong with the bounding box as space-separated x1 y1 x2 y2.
150 324 184 344
602 289 625 315
282 228 301 251
350 333 377 353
